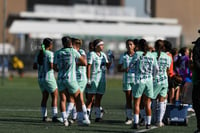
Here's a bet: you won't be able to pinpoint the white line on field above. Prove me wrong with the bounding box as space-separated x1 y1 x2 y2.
136 126 158 133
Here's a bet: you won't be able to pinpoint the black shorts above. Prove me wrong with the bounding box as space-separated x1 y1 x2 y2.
168 76 182 89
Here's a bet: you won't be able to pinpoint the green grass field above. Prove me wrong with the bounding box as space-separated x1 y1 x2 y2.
0 77 197 133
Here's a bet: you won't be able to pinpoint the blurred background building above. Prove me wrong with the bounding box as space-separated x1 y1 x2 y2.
0 0 200 71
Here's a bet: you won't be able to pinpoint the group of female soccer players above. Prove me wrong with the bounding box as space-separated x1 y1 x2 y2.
118 38 192 129
119 39 172 129
33 36 191 129
33 36 111 126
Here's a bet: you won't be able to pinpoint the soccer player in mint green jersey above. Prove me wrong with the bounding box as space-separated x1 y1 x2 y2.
86 39 112 122
54 36 89 126
53 47 66 92
118 39 138 125
151 40 171 127
72 38 87 93
63 38 89 124
33 38 59 122
54 43 73 123
131 39 159 129
85 41 105 120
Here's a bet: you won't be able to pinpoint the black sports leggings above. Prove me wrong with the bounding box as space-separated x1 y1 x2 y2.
192 84 200 129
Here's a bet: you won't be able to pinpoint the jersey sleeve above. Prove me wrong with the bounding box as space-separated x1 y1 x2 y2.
79 49 86 56
73 49 81 59
167 55 172 68
131 52 139 64
47 51 54 64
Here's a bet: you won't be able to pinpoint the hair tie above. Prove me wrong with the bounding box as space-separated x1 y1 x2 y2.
41 44 45 52
178 53 182 57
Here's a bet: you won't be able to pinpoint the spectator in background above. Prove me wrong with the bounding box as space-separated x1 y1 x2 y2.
171 48 178 65
0 56 9 78
175 47 191 83
107 50 115 75
12 56 24 78
164 40 181 104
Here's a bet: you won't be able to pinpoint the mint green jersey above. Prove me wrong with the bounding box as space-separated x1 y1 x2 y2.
152 52 171 85
76 49 87 82
132 51 159 83
56 48 81 82
53 48 63 85
118 52 135 83
54 48 62 66
87 51 108 82
34 50 56 82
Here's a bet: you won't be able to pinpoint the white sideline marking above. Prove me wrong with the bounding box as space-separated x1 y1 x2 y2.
135 113 195 133
0 108 196 133
136 126 158 133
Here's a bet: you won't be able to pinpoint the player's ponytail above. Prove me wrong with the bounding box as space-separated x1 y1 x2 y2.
88 41 94 52
155 39 164 60
37 38 53 65
139 39 148 56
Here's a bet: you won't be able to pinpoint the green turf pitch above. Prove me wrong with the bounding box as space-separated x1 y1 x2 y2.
0 77 197 133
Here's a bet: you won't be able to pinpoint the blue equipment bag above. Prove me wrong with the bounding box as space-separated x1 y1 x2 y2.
163 103 189 126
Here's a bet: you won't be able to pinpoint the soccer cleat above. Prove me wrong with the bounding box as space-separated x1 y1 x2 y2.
139 118 145 126
42 117 47 122
132 123 139 129
146 124 151 129
68 119 76 124
63 120 69 126
125 118 132 125
42 117 51 122
52 117 60 122
95 118 103 122
87 110 92 120
188 107 195 112
156 122 164 127
77 119 90 126
100 108 105 118
56 117 64 123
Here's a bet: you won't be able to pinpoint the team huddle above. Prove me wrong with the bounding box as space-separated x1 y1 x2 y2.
33 37 111 126
33 36 193 129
